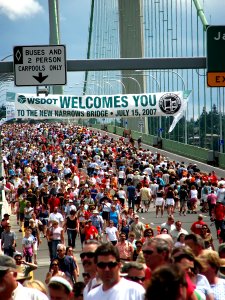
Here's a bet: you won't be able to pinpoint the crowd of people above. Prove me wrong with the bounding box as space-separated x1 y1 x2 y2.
0 123 225 299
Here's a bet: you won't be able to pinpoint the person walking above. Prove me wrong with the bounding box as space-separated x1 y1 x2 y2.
55 243 78 284
140 184 152 213
47 220 64 260
64 209 79 249
155 184 165 218
1 223 16 257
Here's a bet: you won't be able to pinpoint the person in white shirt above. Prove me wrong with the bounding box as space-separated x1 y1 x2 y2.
49 207 64 226
86 243 145 300
170 221 188 243
161 215 176 233
105 221 119 245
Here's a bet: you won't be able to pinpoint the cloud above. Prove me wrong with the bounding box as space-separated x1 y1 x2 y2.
0 0 43 20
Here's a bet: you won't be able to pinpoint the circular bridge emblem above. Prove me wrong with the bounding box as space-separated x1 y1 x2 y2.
159 93 181 114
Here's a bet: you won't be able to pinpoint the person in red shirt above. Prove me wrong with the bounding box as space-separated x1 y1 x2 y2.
48 194 61 213
212 202 225 238
84 219 98 241
190 214 206 235
208 171 218 185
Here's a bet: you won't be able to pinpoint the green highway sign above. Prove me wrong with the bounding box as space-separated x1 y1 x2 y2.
207 25 225 86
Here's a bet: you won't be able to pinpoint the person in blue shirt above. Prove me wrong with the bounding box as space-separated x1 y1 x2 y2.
109 205 120 228
127 181 136 210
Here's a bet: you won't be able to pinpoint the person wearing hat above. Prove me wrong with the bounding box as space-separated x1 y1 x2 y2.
48 276 73 300
14 251 37 278
1 222 16 257
84 219 99 241
64 199 77 217
0 213 10 237
90 210 104 240
0 254 48 300
26 189 37 208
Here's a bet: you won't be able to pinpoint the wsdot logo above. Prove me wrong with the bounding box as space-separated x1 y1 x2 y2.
17 95 26 104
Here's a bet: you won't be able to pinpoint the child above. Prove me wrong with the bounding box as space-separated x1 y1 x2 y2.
22 228 35 263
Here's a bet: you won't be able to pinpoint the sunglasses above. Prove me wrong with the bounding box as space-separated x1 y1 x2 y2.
57 249 63 252
82 272 90 278
52 264 58 266
143 250 154 255
96 261 118 269
80 252 95 259
126 276 145 282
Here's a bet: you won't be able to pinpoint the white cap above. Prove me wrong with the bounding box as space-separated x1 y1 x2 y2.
49 276 72 292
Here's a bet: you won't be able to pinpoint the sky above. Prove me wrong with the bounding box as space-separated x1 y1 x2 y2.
0 0 225 97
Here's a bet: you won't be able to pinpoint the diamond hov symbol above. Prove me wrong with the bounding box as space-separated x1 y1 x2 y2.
13 45 67 86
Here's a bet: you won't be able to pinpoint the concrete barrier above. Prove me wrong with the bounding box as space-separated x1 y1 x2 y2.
90 124 225 168
162 139 214 164
218 153 225 169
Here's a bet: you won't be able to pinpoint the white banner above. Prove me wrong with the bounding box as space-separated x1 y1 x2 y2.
6 102 16 120
15 91 188 121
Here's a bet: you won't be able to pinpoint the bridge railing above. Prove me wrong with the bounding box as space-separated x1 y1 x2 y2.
91 124 223 168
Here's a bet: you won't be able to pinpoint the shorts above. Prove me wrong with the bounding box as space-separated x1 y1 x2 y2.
155 198 164 206
190 198 197 204
23 247 33 257
135 196 141 205
142 200 150 206
166 198 175 206
102 211 110 221
180 200 187 208
19 213 24 221
33 240 38 254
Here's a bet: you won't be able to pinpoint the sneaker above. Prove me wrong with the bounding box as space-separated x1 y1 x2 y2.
19 229 22 232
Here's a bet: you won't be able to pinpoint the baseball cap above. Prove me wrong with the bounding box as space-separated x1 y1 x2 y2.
13 251 23 259
0 255 16 271
49 276 72 292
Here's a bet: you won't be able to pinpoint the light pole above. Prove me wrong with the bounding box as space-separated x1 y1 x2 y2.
130 72 162 136
1 54 13 62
